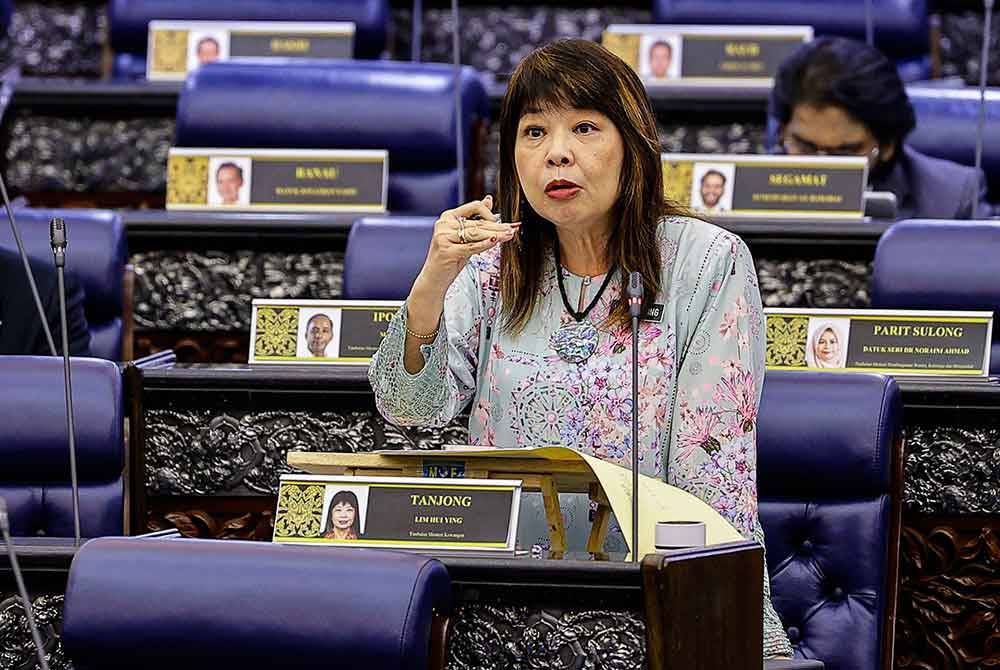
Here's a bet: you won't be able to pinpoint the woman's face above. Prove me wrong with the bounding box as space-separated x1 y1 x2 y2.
514 106 625 234
330 501 356 529
815 328 840 363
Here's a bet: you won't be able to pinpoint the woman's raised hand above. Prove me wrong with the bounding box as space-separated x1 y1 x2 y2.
411 194 519 307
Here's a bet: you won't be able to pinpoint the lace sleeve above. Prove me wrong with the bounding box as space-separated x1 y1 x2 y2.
368 261 483 427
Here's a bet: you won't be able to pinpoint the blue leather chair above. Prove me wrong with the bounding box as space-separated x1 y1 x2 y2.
0 357 125 538
174 60 490 216
109 0 390 79
652 0 929 68
62 537 452 670
758 371 903 670
343 217 435 299
0 208 129 361
870 219 1000 374
907 87 1000 201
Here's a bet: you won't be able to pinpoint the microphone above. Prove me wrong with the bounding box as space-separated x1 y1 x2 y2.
974 0 994 219
50 217 81 546
0 497 52 670
628 271 643 561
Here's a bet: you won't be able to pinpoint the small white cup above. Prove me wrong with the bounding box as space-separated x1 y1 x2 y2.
654 520 706 552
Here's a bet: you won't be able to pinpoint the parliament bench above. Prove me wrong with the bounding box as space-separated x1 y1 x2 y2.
174 59 490 216
871 218 1000 374
109 0 391 79
0 208 130 361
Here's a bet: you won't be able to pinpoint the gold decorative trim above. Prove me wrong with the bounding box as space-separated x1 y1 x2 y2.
166 154 209 206
765 316 809 367
150 29 190 75
253 306 300 358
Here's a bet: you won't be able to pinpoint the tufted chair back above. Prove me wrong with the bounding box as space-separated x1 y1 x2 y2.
342 217 435 300
108 0 390 78
0 356 125 538
906 88 1000 201
757 371 903 670
174 60 490 216
871 219 1000 374
0 208 129 360
63 537 452 670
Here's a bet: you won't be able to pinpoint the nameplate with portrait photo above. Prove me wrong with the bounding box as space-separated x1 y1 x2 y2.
147 20 355 81
662 153 868 219
250 299 402 365
273 474 522 555
603 25 812 85
765 308 993 377
166 148 388 212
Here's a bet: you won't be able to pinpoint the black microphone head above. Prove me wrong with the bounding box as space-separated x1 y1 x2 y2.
49 217 66 249
628 271 643 298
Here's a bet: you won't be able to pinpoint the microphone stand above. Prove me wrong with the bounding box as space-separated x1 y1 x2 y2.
628 272 643 562
50 217 81 546
0 498 52 670
864 0 874 46
451 0 465 202
974 0 994 219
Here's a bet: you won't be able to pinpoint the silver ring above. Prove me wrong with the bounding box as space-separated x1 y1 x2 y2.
458 216 467 244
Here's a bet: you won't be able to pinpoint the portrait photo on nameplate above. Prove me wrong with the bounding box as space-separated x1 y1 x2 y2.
147 20 355 81
273 475 521 554
765 308 993 376
662 153 868 219
603 24 812 85
250 299 402 364
166 148 388 213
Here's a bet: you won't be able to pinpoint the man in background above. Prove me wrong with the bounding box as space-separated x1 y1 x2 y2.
0 247 91 356
215 162 245 206
648 40 674 79
196 36 221 65
305 313 334 357
699 169 729 213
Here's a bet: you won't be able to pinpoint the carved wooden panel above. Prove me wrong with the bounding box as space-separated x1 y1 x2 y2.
896 516 1000 670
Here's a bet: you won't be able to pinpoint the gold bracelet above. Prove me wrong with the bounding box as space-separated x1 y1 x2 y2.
405 325 440 340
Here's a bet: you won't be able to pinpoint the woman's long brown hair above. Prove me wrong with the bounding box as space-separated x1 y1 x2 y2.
497 38 687 334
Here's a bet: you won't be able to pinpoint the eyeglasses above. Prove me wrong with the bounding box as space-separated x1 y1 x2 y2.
782 137 880 165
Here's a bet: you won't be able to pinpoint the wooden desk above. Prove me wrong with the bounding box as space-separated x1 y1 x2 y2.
290 450 613 556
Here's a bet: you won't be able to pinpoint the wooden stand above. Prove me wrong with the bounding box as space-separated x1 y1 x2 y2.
289 451 615 558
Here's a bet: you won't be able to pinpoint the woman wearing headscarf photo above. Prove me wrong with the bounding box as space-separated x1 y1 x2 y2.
805 321 848 369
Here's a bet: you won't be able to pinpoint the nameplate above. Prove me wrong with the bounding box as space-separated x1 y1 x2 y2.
166 148 388 212
603 24 812 84
662 153 868 219
249 299 402 365
147 20 355 81
273 474 521 554
765 308 994 376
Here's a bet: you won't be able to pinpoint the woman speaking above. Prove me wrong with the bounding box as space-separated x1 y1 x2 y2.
369 39 791 658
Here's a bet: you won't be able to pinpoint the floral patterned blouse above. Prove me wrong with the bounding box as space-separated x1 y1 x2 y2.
369 215 792 658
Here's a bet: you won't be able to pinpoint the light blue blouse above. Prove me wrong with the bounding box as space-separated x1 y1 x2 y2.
369 215 792 657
